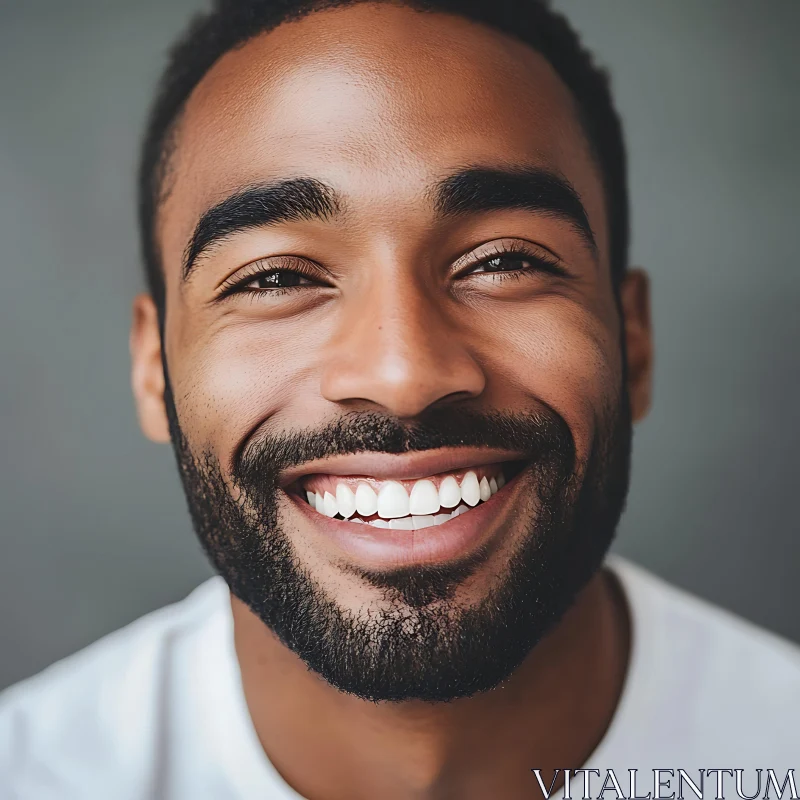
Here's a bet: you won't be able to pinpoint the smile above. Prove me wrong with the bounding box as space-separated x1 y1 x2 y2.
281 448 530 566
299 465 508 529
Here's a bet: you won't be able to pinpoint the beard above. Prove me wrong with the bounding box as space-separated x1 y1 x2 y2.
164 379 632 703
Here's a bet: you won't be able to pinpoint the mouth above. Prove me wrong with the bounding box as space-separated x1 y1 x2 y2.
294 461 524 526
283 451 530 567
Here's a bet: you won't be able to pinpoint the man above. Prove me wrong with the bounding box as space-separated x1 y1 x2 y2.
1 0 798 797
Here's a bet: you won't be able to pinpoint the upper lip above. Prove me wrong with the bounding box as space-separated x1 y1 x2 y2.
279 447 526 488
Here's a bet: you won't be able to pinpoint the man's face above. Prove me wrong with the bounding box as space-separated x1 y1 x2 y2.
132 3 651 701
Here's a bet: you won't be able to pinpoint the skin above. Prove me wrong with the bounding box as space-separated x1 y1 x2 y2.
130 4 653 799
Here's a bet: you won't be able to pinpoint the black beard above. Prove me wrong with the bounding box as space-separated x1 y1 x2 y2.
164 385 632 703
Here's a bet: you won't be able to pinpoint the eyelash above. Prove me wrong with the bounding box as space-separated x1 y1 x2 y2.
217 242 570 300
460 241 569 282
217 257 322 300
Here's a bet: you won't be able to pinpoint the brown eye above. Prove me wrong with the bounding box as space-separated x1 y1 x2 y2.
465 250 568 279
246 270 314 289
472 254 534 273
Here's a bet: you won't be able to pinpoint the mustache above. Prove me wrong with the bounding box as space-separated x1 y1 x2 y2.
233 407 576 489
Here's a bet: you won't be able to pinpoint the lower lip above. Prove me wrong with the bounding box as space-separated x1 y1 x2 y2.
287 470 525 569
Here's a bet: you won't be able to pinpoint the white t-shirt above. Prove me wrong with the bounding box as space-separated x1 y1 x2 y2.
1 554 798 799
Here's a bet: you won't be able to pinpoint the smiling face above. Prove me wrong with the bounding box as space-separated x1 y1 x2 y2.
131 3 652 701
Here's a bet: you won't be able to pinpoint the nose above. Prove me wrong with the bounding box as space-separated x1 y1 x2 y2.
319 274 486 418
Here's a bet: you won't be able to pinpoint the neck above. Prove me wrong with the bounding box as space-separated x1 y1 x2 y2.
232 564 630 800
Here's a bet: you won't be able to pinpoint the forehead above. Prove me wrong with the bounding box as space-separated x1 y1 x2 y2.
158 2 608 274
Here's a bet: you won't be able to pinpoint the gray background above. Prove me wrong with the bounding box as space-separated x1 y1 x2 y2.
1 0 798 692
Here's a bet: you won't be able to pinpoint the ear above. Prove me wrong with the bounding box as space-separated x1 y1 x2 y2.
130 293 171 443
618 268 653 423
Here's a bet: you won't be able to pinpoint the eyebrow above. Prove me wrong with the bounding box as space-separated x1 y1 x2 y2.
431 165 597 256
181 165 596 281
182 177 342 280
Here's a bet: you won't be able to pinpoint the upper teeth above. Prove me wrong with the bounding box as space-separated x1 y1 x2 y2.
303 469 506 526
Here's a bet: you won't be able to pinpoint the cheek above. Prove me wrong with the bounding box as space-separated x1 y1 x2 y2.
171 316 321 453
476 298 622 458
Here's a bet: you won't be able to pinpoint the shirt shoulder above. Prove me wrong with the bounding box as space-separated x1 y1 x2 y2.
597 554 800 765
0 577 233 798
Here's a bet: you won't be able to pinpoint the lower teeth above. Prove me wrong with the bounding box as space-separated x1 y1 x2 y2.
343 503 471 529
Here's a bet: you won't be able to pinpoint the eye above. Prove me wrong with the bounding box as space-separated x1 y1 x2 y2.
471 253 538 274
459 242 570 281
217 258 328 301
243 269 315 290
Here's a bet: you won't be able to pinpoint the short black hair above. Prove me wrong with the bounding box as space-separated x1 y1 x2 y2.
138 0 628 312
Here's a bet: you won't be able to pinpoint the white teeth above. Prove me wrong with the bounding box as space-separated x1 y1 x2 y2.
408 479 440 515
377 481 410 519
438 475 461 509
335 484 356 519
432 505 469 525
355 483 378 517
307 468 508 525
460 471 481 507
322 491 338 518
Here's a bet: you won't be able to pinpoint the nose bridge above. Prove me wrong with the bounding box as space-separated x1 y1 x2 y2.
319 267 485 417
365 273 439 365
